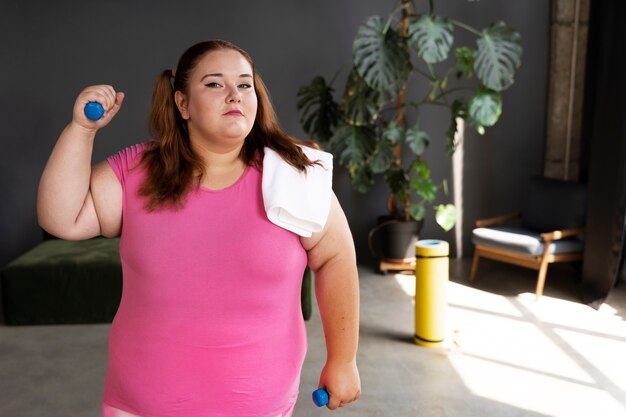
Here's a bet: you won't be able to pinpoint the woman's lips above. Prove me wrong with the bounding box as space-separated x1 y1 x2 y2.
224 110 243 116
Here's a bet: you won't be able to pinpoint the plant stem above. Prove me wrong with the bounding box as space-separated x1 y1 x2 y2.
420 100 450 108
387 0 414 219
329 66 344 87
412 66 435 81
395 0 412 129
432 86 475 102
383 12 395 34
426 62 436 80
395 0 413 129
409 101 422 112
450 18 482 36
384 0 408 34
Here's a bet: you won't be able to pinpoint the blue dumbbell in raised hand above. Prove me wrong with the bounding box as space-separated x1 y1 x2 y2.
312 387 329 407
84 101 105 121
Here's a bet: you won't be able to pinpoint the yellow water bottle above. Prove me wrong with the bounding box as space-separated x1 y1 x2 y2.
414 239 449 347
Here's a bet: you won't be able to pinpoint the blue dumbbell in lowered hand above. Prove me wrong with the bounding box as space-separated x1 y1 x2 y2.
84 102 105 121
312 387 329 407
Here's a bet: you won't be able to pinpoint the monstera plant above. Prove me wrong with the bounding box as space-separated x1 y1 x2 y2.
297 0 522 234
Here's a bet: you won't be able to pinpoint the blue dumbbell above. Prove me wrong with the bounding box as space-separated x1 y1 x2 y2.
84 102 104 121
312 388 329 407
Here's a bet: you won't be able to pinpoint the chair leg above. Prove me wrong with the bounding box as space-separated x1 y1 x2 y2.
470 251 480 283
535 260 550 299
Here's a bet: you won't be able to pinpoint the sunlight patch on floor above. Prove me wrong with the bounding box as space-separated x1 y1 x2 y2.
555 329 626 392
447 353 624 417
516 293 626 337
392 273 626 417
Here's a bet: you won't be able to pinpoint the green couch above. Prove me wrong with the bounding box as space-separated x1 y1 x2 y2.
1 238 122 325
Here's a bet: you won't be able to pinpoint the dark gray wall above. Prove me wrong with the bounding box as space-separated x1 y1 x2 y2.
0 0 549 266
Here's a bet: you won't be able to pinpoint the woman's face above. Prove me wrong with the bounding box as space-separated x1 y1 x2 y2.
175 49 258 151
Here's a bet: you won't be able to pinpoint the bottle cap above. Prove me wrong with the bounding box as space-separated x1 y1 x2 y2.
415 239 449 257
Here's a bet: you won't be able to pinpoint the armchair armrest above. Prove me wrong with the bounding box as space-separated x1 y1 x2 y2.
540 227 585 242
475 212 521 228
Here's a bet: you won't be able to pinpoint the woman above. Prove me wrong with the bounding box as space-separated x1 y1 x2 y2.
37 40 360 416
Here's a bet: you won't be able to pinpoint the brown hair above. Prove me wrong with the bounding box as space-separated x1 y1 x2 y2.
139 39 318 210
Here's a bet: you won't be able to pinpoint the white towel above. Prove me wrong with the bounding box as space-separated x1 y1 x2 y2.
262 146 333 237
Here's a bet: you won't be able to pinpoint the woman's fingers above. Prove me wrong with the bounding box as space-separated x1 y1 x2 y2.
72 85 123 129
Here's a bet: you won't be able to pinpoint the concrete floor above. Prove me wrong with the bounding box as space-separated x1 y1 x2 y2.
1 259 626 417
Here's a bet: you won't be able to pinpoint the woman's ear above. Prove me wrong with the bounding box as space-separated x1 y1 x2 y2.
174 91 190 120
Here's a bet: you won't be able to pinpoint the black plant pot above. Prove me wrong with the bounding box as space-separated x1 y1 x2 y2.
368 216 424 262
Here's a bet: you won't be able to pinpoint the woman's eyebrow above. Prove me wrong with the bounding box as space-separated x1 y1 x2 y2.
201 73 253 81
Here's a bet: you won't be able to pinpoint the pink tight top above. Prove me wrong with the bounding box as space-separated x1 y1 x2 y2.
103 143 308 417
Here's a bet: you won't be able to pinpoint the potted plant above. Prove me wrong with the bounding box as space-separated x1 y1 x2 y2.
297 0 522 262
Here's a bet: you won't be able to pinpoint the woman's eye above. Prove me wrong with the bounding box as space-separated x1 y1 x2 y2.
238 83 253 89
205 82 222 88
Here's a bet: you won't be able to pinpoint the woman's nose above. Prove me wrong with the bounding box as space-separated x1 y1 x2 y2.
226 87 241 103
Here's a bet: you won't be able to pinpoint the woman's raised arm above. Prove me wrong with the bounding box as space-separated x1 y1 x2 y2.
37 85 124 240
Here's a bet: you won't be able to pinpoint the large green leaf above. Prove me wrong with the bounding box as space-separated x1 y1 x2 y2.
445 99 467 155
328 125 352 166
405 123 430 156
455 47 474 79
467 89 502 127
408 14 454 64
329 124 377 191
411 176 437 202
331 125 376 193
350 166 374 193
410 160 437 202
382 120 405 144
369 140 395 174
353 15 411 96
297 76 341 142
474 21 522 91
409 203 426 222
412 159 431 179
342 68 391 126
384 165 410 198
435 204 457 231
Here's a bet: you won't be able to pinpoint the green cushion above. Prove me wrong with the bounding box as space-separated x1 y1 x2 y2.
301 267 313 321
1 238 122 325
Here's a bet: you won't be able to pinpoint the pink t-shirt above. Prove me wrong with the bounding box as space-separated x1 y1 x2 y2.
103 143 308 417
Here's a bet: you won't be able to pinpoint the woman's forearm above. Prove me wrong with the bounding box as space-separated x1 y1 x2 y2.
314 253 360 364
303 193 361 407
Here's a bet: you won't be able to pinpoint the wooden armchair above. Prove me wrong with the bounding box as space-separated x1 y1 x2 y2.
470 177 587 299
